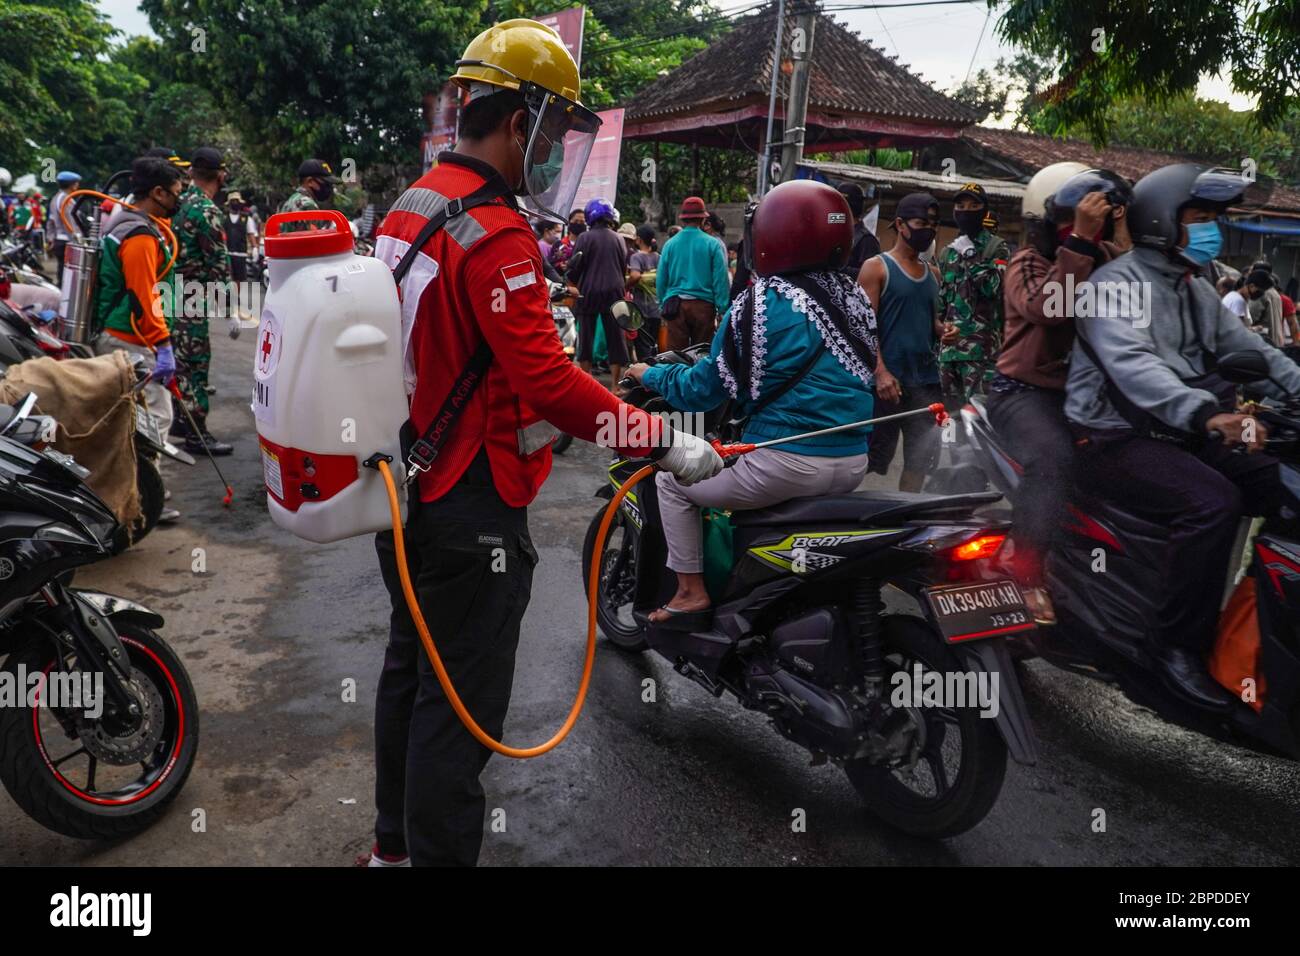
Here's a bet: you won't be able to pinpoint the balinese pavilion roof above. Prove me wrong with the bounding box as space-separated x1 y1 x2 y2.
622 4 981 152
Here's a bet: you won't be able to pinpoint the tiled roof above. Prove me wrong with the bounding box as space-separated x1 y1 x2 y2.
965 126 1300 213
624 6 980 127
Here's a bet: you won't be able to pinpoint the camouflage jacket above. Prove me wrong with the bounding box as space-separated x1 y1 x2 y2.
173 184 230 282
937 229 1009 364
279 187 320 215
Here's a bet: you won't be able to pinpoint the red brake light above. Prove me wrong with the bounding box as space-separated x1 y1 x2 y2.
951 534 1006 561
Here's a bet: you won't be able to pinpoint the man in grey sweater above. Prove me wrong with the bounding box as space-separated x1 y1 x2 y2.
1066 164 1300 710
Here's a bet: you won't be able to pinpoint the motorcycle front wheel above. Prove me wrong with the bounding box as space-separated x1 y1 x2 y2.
0 622 199 839
581 506 647 651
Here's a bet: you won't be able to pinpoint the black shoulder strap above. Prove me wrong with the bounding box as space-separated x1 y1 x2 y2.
392 179 506 285
747 340 826 419
393 179 511 479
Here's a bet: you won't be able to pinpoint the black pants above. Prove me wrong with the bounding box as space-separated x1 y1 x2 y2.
987 388 1074 552
50 240 66 287
575 306 630 365
230 254 247 283
1074 433 1285 655
372 451 537 866
867 383 943 476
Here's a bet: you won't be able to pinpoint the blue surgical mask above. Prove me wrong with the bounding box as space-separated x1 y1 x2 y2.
1181 220 1222 265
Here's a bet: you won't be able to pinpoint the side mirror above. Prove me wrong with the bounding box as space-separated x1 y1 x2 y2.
1217 350 1270 384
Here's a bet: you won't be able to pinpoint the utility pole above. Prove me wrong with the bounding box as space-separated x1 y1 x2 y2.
757 0 786 196
777 1 817 184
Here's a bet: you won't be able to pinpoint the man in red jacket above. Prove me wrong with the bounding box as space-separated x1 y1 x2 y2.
364 19 721 868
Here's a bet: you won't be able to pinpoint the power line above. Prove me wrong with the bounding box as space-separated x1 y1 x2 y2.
963 6 992 84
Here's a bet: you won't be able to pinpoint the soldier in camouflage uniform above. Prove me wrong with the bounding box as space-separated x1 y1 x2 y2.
278 159 341 231
937 182 1009 403
171 146 233 455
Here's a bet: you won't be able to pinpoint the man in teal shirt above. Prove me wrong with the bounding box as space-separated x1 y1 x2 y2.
657 196 731 349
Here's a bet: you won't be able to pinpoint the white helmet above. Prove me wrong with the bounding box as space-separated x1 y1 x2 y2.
0 168 10 189
1021 162 1089 220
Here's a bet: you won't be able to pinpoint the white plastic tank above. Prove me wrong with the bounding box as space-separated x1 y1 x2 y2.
253 209 408 543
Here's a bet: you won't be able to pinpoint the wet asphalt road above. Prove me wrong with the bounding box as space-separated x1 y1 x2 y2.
2 330 1298 866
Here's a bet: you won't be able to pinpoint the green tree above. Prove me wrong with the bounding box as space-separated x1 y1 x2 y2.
949 52 1056 130
139 0 488 191
0 0 128 176
993 0 1300 140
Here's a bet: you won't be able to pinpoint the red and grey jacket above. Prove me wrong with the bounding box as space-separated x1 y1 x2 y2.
374 152 662 506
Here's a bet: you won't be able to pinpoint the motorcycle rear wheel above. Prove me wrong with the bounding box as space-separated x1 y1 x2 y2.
130 453 165 544
845 615 1007 838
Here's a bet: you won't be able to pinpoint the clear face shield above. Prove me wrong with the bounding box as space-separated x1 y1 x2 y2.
517 84 601 224
456 60 602 223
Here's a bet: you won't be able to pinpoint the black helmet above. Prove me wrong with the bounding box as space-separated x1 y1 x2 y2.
1044 169 1132 223
1128 164 1250 253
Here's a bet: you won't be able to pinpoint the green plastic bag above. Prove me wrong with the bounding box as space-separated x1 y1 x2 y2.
593 317 608 364
701 508 734 601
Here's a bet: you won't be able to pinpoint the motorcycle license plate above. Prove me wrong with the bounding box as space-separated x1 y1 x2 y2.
924 579 1035 643
135 404 162 446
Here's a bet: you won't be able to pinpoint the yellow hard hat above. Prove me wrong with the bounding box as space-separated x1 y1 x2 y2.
452 18 582 104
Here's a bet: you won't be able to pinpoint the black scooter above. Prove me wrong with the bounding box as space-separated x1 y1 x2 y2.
955 351 1300 758
580 348 1037 838
0 397 198 838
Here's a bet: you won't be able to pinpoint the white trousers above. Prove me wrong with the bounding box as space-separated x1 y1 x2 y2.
656 448 870 574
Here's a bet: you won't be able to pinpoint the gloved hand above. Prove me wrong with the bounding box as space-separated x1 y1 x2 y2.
151 344 176 386
227 314 242 340
658 428 724 486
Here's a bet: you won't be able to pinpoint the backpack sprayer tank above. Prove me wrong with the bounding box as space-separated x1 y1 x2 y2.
254 209 408 543
57 204 101 345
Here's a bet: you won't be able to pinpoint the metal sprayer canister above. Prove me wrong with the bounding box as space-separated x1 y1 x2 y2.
57 206 101 345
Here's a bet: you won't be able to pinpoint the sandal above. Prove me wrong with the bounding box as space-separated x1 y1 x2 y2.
648 604 713 631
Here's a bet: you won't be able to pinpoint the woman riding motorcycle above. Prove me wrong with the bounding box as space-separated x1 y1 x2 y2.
624 180 878 625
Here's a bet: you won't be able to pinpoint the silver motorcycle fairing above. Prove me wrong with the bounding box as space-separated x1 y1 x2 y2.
75 589 164 629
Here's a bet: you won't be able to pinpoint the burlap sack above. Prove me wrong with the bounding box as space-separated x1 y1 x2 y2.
0 352 140 525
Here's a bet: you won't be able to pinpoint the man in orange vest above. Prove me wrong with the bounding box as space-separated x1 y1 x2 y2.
365 18 722 867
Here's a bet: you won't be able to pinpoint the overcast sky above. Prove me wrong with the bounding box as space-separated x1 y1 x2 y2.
96 0 1252 112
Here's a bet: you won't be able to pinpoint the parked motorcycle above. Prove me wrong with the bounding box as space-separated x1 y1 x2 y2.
0 235 49 280
0 309 194 542
550 281 579 455
0 396 199 838
953 350 1300 759
580 347 1037 837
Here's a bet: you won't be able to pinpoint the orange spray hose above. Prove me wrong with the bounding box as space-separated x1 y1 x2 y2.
60 189 179 277
377 458 655 758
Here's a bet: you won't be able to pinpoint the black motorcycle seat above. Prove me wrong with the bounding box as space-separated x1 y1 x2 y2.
730 490 1003 527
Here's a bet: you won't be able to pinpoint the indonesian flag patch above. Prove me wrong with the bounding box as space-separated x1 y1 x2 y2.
501 260 537 292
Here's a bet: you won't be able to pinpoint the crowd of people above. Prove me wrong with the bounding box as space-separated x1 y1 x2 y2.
1 148 376 525
561 159 1299 715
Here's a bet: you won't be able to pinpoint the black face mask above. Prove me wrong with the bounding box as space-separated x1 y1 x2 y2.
568 221 586 236
903 226 936 252
954 209 984 238
311 180 334 202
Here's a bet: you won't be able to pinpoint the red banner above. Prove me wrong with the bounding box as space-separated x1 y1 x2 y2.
421 84 466 174
536 6 585 68
572 108 625 214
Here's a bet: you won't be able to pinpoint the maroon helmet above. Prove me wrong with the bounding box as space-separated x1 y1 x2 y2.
750 180 854 277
